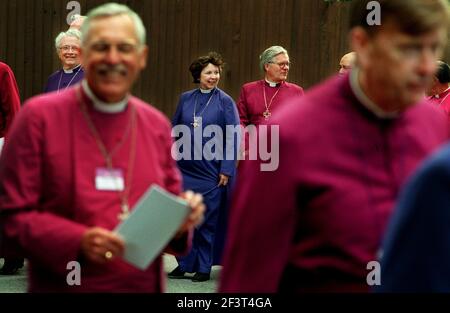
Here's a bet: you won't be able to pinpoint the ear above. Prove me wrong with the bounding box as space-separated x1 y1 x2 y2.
139 45 149 69
264 63 270 72
350 27 371 70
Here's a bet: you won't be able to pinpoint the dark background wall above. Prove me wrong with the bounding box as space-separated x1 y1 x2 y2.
1 0 449 118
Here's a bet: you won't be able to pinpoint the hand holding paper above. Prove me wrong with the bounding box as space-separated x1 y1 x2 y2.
114 184 192 270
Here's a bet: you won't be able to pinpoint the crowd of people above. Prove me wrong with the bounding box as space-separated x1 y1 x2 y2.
0 0 450 293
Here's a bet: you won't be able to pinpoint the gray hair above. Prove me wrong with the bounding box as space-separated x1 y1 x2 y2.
259 46 288 72
81 3 146 48
54 29 82 52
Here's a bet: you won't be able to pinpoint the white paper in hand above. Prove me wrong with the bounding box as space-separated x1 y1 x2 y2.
114 184 189 270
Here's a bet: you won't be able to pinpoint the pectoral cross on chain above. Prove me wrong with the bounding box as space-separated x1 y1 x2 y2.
118 202 130 221
192 117 200 128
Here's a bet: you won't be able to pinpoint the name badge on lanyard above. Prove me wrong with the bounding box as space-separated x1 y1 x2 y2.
95 168 124 191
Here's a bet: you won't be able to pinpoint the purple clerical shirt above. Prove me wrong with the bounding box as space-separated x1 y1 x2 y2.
44 65 84 93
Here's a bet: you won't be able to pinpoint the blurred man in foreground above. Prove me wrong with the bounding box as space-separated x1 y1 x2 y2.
220 0 449 292
0 3 204 292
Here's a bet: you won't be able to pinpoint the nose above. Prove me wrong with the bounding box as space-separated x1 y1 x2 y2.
105 46 121 64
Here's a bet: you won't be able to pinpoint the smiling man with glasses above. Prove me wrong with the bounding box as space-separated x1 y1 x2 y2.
44 29 84 93
237 45 304 127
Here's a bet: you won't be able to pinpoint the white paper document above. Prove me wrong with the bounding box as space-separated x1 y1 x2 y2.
114 184 189 270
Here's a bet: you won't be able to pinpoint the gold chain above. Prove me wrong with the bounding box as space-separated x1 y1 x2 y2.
262 82 282 120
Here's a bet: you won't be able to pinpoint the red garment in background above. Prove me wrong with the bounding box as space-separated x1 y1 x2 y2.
0 61 21 138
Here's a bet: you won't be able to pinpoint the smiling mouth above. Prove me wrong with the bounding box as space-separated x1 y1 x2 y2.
97 64 128 77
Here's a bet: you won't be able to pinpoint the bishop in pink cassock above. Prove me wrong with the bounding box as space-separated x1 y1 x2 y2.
237 46 304 127
0 3 204 292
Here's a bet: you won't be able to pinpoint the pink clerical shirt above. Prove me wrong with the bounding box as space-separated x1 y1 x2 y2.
0 86 189 292
220 73 449 292
237 80 304 126
427 87 450 122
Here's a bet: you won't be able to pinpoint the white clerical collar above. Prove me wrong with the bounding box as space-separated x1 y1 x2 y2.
63 64 81 74
200 87 214 94
81 80 129 113
265 79 280 88
350 68 399 119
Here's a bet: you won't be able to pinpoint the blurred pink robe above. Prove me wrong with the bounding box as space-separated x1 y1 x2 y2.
0 86 189 292
220 74 449 292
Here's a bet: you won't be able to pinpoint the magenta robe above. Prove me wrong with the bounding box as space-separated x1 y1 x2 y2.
0 86 189 292
220 73 449 292
427 88 450 123
237 80 304 126
0 62 21 138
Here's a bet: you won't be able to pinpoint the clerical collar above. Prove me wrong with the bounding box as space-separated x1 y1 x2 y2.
200 87 214 94
81 80 129 113
350 68 399 119
434 86 450 99
63 64 82 74
265 79 281 88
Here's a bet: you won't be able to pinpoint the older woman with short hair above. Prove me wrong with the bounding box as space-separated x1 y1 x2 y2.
170 52 240 282
44 29 84 93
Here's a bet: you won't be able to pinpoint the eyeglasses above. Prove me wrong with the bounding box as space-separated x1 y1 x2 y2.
89 42 139 54
59 45 80 52
269 61 291 68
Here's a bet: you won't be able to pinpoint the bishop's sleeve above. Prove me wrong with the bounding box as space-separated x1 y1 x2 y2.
376 146 450 292
236 86 251 159
219 122 298 292
219 95 240 177
298 85 305 97
237 86 250 127
0 104 87 276
171 94 184 127
0 63 21 138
